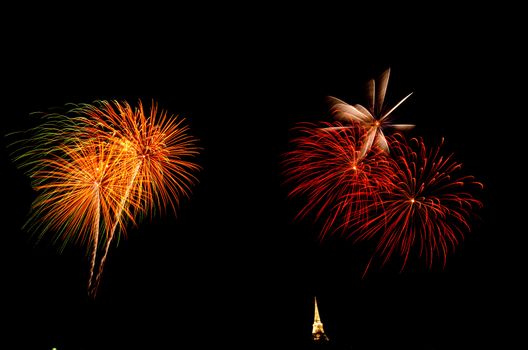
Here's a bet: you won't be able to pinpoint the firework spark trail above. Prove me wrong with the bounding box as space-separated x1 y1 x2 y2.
353 134 483 273
87 185 101 292
327 68 414 159
88 160 142 297
283 122 394 240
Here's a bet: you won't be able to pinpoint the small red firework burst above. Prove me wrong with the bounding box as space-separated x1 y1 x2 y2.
355 133 483 272
283 122 394 240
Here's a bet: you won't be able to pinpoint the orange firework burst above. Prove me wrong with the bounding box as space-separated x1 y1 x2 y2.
76 100 201 296
24 138 135 248
23 137 139 292
10 100 200 297
75 100 201 217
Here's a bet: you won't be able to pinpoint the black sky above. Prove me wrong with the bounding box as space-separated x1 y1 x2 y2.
1 8 524 350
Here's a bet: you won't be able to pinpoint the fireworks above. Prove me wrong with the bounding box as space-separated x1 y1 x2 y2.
284 68 483 273
10 100 200 297
283 122 393 240
354 134 483 273
327 68 415 159
73 100 201 217
24 138 133 248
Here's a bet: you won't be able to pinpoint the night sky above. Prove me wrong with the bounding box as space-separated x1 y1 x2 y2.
2 8 523 350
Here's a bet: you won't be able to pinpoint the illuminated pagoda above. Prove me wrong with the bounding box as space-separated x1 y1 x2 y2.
312 297 329 343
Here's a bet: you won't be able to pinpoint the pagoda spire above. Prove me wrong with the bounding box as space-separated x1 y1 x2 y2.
312 297 329 343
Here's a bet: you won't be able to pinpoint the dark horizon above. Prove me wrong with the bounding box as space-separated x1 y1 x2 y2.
2 17 522 349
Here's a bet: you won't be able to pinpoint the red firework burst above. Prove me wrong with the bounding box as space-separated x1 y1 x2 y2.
355 134 483 273
283 122 394 240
